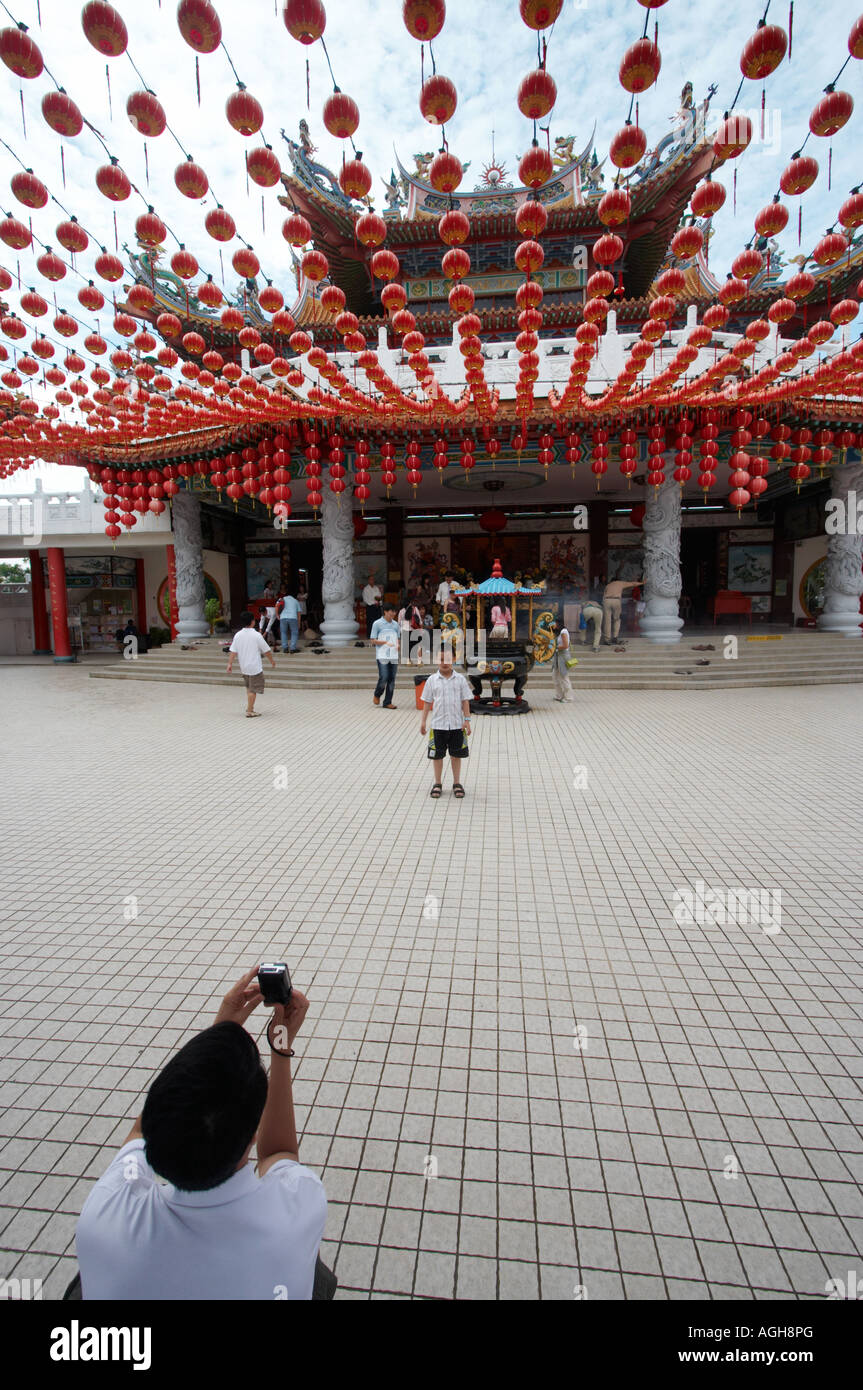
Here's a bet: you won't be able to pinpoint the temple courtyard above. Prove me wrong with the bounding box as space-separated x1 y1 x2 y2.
0 665 861 1301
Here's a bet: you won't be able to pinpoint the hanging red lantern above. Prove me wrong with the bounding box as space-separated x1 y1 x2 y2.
233 247 261 278
354 212 387 248
403 0 445 39
53 312 77 336
96 160 131 202
428 151 463 193
517 69 557 119
839 190 863 230
718 276 747 306
713 113 752 161
671 224 703 260
518 143 554 187
11 171 48 209
767 296 795 324
245 145 281 187
740 22 787 78
226 87 264 136
193 276 220 308
205 206 236 241
81 2 128 55
323 89 360 139
282 212 312 245
609 122 647 169
41 89 83 136
259 284 284 313
20 290 47 318
55 218 88 255
754 199 789 237
732 247 762 280
126 90 167 138
338 158 372 200
156 311 182 338
175 157 209 198
809 88 854 138
371 248 400 282
780 154 818 195
519 0 562 28
479 507 507 533
515 239 544 274
36 249 66 281
177 0 222 51
0 24 43 78
420 73 458 124
301 248 329 282
112 311 137 337
831 298 859 326
812 231 849 267
619 39 661 93
170 246 198 280
83 333 107 356
691 177 726 217
442 247 470 280
0 215 30 249
284 0 326 44
593 233 624 266
786 270 815 301
136 209 168 247
94 251 124 281
515 200 547 239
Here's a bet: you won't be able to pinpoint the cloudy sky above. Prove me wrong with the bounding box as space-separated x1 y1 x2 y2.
1 0 859 493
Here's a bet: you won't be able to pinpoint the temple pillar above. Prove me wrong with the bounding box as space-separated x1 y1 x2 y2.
166 544 179 639
319 487 358 648
46 546 74 663
171 490 209 644
641 478 684 644
135 557 148 635
29 548 51 654
818 459 863 637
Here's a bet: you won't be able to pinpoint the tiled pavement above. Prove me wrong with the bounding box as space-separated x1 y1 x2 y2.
0 666 861 1301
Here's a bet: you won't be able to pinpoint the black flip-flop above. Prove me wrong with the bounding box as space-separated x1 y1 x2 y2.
430 783 442 798
453 783 465 798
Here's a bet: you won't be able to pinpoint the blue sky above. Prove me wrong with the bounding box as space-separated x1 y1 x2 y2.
1 0 860 492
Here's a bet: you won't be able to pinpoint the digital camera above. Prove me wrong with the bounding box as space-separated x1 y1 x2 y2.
257 962 292 1006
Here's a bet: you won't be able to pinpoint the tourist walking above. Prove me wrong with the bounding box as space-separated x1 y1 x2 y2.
362 573 382 638
370 604 400 709
227 611 276 718
420 650 473 798
490 601 511 639
279 591 300 653
602 577 641 644
552 620 575 702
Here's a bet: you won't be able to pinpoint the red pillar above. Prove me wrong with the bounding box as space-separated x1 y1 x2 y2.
46 546 74 663
135 557 148 635
29 549 52 654
166 544 179 639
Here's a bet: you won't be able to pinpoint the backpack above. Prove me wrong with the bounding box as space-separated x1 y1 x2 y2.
275 598 285 617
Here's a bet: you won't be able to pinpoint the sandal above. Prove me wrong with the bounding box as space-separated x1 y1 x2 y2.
453 783 465 798
430 783 442 798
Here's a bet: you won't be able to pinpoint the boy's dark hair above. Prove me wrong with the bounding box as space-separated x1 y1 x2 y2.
239 610 255 627
141 1023 268 1192
383 604 396 615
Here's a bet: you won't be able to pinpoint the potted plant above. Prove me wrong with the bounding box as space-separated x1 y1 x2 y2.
204 597 222 635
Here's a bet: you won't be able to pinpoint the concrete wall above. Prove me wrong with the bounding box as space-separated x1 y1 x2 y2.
0 591 33 655
143 546 231 630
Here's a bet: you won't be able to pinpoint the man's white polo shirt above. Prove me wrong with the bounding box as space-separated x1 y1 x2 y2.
75 1139 327 1300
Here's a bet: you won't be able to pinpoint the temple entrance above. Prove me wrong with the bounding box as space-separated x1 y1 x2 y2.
680 528 719 625
453 533 539 582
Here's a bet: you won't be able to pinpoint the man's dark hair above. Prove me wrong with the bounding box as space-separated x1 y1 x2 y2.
239 610 255 627
383 604 396 615
141 1023 267 1191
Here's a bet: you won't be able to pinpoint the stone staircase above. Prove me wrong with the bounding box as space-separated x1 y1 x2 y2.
90 628 863 692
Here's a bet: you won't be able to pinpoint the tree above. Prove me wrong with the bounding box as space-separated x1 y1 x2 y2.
0 561 29 584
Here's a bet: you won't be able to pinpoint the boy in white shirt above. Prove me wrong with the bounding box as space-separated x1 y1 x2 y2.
227 611 276 717
420 649 473 798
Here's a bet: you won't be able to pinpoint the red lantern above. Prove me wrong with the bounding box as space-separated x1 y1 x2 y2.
301 248 329 282
175 157 209 199
258 284 284 314
691 178 726 217
518 143 553 188
732 247 762 280
812 231 848 267
81 2 128 56
786 271 815 301
226 88 264 136
420 74 458 124
323 90 360 138
96 161 131 201
519 0 562 28
718 276 747 306
284 0 326 44
809 89 853 138
177 0 222 51
442 247 470 281
831 298 858 326
53 312 77 336
11 171 48 209
37 249 66 282
713 114 752 161
609 123 647 169
94 251 124 281
403 0 445 39
136 209 167 247
127 91 166 138
593 233 624 266
282 213 312 246
338 158 372 200
597 188 631 226
233 247 261 278
619 39 661 93
0 25 43 78
740 22 787 78
205 207 236 241
780 155 818 195
0 216 30 249
754 199 789 237
515 239 544 273
517 68 557 119
171 246 198 280
479 507 507 533
354 212 386 248
671 225 703 260
20 290 47 318
41 90 83 136
429 151 463 193
371 248 400 282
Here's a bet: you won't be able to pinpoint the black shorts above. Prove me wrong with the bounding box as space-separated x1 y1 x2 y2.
427 727 469 759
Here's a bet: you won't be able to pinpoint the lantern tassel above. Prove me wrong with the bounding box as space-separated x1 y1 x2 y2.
144 141 149 187
788 2 793 59
761 88 765 140
733 166 737 215
106 64 112 119
195 55 201 106
261 194 265 234
798 205 802 246
113 210 118 251
306 59 310 111
60 144 66 189
19 87 26 137
828 145 832 191
36 0 41 23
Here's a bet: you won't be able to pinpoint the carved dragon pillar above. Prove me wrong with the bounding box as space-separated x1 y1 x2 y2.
641 477 684 644
818 460 863 637
320 487 359 648
171 489 209 645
